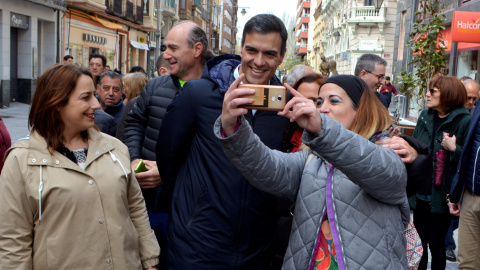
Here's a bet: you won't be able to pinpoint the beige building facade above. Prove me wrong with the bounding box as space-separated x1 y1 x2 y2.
319 0 397 76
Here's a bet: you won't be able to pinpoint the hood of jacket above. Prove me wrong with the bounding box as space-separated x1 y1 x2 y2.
202 54 283 92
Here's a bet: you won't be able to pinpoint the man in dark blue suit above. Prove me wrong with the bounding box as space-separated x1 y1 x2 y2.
449 79 480 268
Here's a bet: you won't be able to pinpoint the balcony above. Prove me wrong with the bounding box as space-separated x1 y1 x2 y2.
297 1 311 18
126 1 134 21
135 5 143 23
202 8 210 21
301 16 310 24
347 5 389 35
162 0 177 16
295 43 308 55
300 31 308 39
113 0 122 16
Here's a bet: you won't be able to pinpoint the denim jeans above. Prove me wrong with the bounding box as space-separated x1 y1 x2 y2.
445 218 459 249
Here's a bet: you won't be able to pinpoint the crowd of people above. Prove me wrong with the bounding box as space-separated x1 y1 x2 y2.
0 13 479 270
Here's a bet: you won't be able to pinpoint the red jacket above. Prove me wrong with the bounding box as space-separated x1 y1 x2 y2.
0 117 11 173
380 83 399 95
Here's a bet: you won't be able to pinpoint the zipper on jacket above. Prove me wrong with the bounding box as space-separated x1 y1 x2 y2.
186 189 205 228
325 165 347 270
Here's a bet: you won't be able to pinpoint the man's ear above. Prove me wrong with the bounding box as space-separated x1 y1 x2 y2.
159 67 169 76
359 70 367 79
194 41 203 59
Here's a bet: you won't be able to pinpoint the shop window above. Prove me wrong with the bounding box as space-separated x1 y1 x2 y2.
69 44 83 66
457 50 479 80
105 50 115 70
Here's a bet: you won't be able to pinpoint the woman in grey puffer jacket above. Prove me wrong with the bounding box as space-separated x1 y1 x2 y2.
215 75 409 270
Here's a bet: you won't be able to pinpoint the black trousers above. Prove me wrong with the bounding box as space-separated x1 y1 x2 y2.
413 198 452 270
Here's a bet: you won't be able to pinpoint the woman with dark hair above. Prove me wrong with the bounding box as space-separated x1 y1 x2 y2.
412 75 471 270
216 74 409 269
286 73 325 152
0 64 159 269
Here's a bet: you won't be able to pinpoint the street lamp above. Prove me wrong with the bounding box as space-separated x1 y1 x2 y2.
373 0 384 10
333 31 340 43
201 3 249 16
154 0 163 63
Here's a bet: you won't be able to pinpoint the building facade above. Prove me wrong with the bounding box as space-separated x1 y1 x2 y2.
392 0 480 119
0 0 66 107
307 0 324 73
294 0 311 60
319 0 397 76
393 0 480 82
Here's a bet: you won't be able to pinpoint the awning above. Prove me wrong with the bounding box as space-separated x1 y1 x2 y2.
130 40 149 51
68 9 122 30
92 15 122 29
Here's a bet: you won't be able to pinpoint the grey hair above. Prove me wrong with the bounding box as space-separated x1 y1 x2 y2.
354 54 387 76
98 70 122 88
173 21 208 65
462 78 480 89
287 65 311 86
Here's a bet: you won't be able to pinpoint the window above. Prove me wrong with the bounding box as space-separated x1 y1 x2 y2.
365 0 373 5
397 11 406 60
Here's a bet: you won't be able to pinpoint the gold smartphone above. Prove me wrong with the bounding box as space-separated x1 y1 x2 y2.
238 84 287 111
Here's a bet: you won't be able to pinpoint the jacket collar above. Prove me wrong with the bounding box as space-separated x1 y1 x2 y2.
17 128 115 173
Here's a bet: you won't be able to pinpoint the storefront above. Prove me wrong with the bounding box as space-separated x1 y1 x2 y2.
128 30 149 72
451 11 480 80
65 9 124 71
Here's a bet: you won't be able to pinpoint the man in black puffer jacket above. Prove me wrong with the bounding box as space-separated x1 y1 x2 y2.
123 21 207 268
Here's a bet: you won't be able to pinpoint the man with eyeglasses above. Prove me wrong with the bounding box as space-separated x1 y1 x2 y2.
354 54 389 108
97 70 125 124
462 77 480 114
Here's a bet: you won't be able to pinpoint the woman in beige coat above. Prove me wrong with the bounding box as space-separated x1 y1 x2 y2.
0 64 159 269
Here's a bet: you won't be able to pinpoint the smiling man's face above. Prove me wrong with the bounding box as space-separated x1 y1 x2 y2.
239 32 285 85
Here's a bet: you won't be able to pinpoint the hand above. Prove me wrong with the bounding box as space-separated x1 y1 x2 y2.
448 202 461 216
388 126 402 137
131 159 162 189
278 84 321 136
376 136 418 163
221 74 254 137
441 133 456 152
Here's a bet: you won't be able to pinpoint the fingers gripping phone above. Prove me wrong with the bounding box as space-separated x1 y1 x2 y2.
134 160 148 173
238 84 287 111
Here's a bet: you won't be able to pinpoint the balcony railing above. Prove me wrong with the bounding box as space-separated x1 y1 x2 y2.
162 0 177 16
126 1 134 21
202 8 210 21
348 6 386 21
113 0 122 16
163 0 176 9
135 5 143 23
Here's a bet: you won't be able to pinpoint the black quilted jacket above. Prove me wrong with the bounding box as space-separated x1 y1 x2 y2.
123 75 181 211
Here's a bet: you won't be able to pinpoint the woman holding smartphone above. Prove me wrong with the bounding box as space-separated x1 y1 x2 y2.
0 64 159 269
216 74 409 269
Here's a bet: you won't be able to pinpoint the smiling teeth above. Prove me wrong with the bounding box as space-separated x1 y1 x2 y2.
252 68 263 73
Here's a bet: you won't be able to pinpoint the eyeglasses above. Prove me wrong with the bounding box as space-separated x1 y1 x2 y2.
468 96 478 102
429 88 440 95
365 70 385 81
